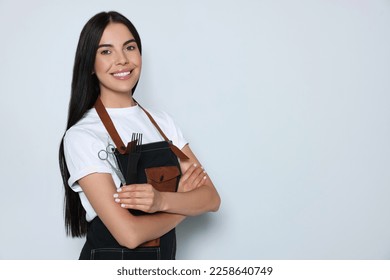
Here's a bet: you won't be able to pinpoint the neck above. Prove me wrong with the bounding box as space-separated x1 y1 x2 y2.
99 91 135 108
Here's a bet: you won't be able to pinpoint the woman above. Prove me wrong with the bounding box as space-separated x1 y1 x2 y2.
58 11 220 260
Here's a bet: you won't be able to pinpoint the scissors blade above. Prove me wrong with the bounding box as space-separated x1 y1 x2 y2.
114 169 127 186
99 151 127 186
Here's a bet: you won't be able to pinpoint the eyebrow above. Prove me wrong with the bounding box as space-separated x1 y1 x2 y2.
97 39 136 49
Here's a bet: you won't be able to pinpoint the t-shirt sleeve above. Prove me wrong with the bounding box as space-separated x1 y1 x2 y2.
63 128 111 192
161 111 188 150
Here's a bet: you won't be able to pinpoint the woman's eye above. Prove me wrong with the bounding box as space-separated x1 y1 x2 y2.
100 49 111 55
126 45 136 51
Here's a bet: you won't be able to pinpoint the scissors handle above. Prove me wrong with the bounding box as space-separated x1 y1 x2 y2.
97 149 106 160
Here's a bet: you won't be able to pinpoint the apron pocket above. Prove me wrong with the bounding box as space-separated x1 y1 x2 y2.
145 166 180 192
91 247 161 260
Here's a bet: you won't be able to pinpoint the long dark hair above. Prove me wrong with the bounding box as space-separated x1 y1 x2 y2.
59 11 142 237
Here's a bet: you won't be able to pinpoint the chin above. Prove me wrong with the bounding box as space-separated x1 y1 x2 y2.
111 82 137 94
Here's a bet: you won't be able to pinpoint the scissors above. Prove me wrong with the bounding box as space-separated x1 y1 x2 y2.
98 144 126 185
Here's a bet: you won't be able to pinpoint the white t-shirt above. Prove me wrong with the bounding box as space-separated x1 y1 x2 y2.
63 104 187 221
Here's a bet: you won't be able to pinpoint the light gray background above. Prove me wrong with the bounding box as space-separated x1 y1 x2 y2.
0 0 389 259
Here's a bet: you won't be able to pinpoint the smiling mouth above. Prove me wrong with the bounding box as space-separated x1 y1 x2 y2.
112 71 131 77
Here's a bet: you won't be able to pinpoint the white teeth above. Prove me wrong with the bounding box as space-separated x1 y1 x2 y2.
113 71 130 77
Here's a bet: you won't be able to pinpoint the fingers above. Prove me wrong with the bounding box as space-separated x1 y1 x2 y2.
117 184 152 193
180 163 199 182
113 184 160 213
184 164 207 182
178 163 208 192
192 168 207 187
186 166 206 187
118 198 153 209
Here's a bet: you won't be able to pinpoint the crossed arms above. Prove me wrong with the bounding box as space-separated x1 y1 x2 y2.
78 144 220 249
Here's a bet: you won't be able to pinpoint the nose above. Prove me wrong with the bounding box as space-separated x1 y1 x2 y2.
115 50 129 65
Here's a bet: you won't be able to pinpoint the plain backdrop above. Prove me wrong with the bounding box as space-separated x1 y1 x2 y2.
0 0 389 259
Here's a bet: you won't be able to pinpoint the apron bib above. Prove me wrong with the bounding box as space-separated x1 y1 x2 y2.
79 98 188 260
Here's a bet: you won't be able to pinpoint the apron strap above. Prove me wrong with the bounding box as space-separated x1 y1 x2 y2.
94 97 189 160
135 100 189 160
94 97 127 154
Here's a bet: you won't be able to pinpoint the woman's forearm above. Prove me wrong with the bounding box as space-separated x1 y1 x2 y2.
128 213 185 247
160 184 220 216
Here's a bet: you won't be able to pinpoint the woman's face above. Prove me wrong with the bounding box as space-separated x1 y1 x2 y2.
94 23 142 97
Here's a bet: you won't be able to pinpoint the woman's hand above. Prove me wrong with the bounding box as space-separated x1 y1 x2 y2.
114 184 163 213
178 163 207 193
